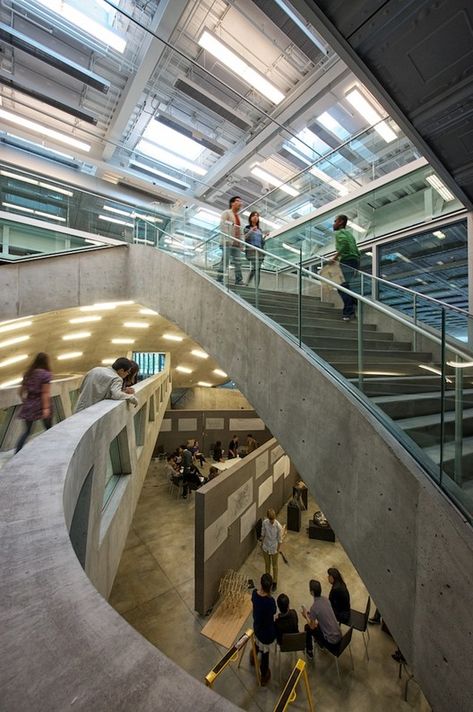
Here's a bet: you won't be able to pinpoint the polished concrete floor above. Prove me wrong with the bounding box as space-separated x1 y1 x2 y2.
109 461 431 712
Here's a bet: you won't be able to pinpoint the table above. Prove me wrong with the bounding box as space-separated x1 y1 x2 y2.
213 458 241 472
201 593 253 649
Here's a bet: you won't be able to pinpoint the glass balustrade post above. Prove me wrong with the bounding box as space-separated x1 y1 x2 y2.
357 298 364 392
222 240 227 289
454 357 463 485
360 272 364 297
413 293 418 351
255 251 260 312
439 308 446 485
298 248 302 347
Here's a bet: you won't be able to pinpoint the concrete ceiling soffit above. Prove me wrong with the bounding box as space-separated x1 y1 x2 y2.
101 0 189 162
290 0 473 210
194 60 348 200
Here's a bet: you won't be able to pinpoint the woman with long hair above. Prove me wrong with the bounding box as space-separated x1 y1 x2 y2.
244 211 265 287
15 352 52 453
327 567 351 624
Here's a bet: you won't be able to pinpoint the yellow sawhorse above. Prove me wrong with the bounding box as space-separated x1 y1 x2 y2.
273 658 314 712
205 628 261 688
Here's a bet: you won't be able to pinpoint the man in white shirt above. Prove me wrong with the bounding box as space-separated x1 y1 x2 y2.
217 195 243 285
260 508 283 592
74 357 138 413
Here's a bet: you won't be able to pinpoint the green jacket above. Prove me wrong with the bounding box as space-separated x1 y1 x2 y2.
334 228 360 260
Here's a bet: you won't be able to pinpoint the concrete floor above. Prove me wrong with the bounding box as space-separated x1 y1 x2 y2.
109 461 431 712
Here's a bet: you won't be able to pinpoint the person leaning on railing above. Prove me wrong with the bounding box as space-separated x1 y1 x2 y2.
74 357 138 413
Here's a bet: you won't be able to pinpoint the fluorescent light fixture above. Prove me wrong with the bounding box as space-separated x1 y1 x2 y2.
0 335 29 349
176 230 205 240
140 308 158 316
163 333 183 342
34 210 66 222
131 211 163 224
0 320 32 333
0 376 23 389
36 0 126 53
0 170 36 185
197 381 212 387
69 316 102 324
2 202 34 214
316 112 350 140
198 30 285 105
345 88 396 143
80 301 133 312
143 120 204 161
426 175 455 202
2 168 75 195
347 220 366 233
62 331 91 340
6 133 75 160
446 360 473 368
98 214 134 227
309 166 348 195
190 208 220 226
123 321 149 329
176 366 193 374
57 352 83 360
433 230 446 239
136 140 207 176
0 354 28 367
0 108 91 152
101 358 116 365
191 349 208 359
111 338 135 344
251 165 299 196
2 202 65 221
281 201 314 217
130 160 190 189
213 369 227 377
103 205 131 217
282 242 301 255
39 182 73 196
273 0 328 54
290 128 331 160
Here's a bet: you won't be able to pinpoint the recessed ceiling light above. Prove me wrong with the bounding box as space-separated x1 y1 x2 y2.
0 335 30 349
0 354 29 367
176 366 193 374
139 308 158 316
198 30 285 104
316 112 350 141
123 321 149 329
103 205 132 217
136 140 207 176
57 352 83 360
433 231 446 239
251 166 299 197
62 331 91 340
2 202 66 221
69 316 102 324
98 214 134 227
143 120 204 161
213 369 227 377
101 358 116 365
345 88 396 143
163 334 183 341
0 376 23 389
197 381 212 387
0 108 91 152
191 349 208 359
426 175 455 202
111 338 135 344
0 320 32 334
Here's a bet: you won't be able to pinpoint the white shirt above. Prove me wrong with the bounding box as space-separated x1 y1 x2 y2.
261 518 282 555
75 366 136 413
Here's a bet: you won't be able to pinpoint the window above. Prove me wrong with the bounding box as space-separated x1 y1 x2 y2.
102 428 131 509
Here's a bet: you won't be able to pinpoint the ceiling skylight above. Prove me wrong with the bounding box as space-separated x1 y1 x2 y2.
345 88 396 143
251 165 299 197
289 128 331 162
136 140 207 176
36 0 126 53
273 0 328 54
316 112 350 141
198 31 285 105
130 160 191 189
143 120 204 161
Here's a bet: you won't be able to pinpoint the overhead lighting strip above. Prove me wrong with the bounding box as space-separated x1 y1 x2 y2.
273 0 328 55
0 108 91 152
251 165 299 197
0 170 73 196
345 88 396 143
426 175 455 202
309 166 348 195
136 140 207 176
2 201 66 221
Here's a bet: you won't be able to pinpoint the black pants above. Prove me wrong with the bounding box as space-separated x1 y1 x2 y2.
15 417 52 453
255 645 270 676
305 624 339 654
338 258 359 317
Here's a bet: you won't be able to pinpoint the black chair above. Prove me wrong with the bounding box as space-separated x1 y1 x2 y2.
326 626 354 684
276 632 307 681
348 596 371 660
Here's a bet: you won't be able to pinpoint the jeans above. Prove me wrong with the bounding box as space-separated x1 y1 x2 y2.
305 624 340 654
217 245 242 284
263 550 278 584
247 254 263 286
15 417 52 453
338 258 359 317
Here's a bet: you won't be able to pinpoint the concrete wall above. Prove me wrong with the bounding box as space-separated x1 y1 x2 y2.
1 245 472 711
195 438 297 614
156 408 272 458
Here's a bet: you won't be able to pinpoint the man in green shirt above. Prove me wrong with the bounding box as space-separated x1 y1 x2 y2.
332 214 360 321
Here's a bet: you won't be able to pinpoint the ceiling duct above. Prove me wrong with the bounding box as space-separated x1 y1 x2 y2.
174 78 251 132
0 135 79 168
0 23 110 93
0 74 98 125
156 115 225 156
116 182 174 205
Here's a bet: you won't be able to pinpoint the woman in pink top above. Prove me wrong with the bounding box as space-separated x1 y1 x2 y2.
15 352 52 453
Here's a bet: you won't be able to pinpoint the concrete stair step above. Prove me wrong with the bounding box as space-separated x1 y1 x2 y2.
373 390 473 419
303 337 412 351
329 361 431 377
276 315 378 331
315 349 431 363
398 408 473 448
423 437 473 480
358 377 455 396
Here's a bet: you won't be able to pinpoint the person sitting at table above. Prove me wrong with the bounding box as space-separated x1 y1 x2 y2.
182 464 208 498
208 466 219 480
302 579 342 659
213 441 223 462
228 434 239 459
191 439 206 467
327 567 351 624
274 593 299 645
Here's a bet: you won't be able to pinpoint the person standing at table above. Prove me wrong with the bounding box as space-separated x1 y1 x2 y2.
250 573 276 685
244 211 265 287
217 196 243 285
228 434 239 459
15 352 52 453
261 508 283 592
331 214 360 321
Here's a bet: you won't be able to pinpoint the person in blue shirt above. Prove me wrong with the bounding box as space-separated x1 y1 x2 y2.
244 211 265 287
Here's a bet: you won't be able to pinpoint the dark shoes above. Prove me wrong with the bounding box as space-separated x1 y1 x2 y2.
271 582 277 592
260 669 271 686
306 649 314 660
392 650 406 664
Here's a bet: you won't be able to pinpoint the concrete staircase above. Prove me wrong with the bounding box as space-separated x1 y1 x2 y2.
234 285 470 486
